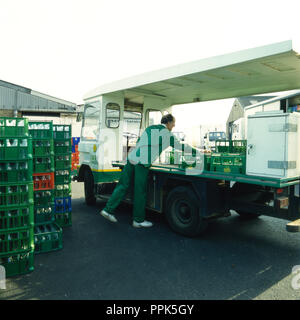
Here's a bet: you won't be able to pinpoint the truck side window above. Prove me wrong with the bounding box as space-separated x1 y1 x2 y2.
82 102 100 140
106 103 120 128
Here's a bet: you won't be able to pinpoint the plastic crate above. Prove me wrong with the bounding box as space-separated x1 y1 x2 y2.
0 137 32 160
215 140 247 154
33 172 55 191
34 205 55 225
34 223 62 254
72 152 79 162
55 211 72 228
53 124 71 140
54 154 71 170
0 183 34 208
210 153 246 174
71 164 78 171
0 117 29 137
34 190 54 206
32 139 54 157
0 227 34 256
72 144 79 153
0 205 34 231
72 137 80 146
71 169 78 177
204 154 211 171
54 183 71 198
54 197 71 214
54 170 71 184
0 159 33 184
28 121 53 139
0 250 34 277
33 156 54 173
54 140 72 155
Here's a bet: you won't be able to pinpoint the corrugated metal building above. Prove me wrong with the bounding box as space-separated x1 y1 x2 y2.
0 79 77 117
0 79 83 136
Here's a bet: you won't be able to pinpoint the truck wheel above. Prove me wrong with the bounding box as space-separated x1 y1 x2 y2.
165 186 208 237
84 169 96 206
231 182 261 220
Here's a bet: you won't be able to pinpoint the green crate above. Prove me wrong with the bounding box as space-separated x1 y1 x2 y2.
204 154 211 171
210 153 246 174
34 204 55 225
0 117 29 137
33 155 54 173
0 159 33 184
34 223 62 254
55 211 72 228
32 139 54 157
0 250 34 277
0 227 34 256
0 205 34 231
71 169 78 177
28 121 53 139
215 140 247 154
54 183 71 198
54 154 71 170
55 169 71 184
34 190 54 207
54 139 72 155
0 137 32 160
0 183 34 208
53 124 71 140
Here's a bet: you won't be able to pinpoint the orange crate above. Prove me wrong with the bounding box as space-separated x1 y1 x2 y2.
33 172 55 191
72 152 79 162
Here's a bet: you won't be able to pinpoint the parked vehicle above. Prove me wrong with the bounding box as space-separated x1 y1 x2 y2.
75 40 300 237
203 131 226 150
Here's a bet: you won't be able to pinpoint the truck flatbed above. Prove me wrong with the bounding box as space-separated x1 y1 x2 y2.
112 161 300 188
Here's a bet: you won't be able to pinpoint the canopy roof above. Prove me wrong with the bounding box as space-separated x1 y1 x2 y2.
84 40 300 106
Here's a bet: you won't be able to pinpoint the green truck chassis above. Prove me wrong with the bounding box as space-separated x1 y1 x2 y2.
76 162 300 237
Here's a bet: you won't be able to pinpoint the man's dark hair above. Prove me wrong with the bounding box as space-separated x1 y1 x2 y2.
161 114 174 124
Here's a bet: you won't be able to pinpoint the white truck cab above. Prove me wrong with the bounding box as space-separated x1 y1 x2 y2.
78 92 171 203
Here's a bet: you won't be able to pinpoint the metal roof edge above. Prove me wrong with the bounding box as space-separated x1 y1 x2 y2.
244 89 300 111
83 40 293 101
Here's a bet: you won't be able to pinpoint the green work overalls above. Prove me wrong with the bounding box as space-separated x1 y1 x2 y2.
104 124 192 222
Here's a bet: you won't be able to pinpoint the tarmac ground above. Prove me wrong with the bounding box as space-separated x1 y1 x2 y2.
1 181 300 300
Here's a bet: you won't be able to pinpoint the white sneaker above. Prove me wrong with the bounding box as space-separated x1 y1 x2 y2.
132 220 153 228
100 210 117 223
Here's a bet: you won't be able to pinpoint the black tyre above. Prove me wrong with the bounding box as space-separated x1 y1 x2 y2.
231 182 261 220
84 169 96 206
165 186 208 237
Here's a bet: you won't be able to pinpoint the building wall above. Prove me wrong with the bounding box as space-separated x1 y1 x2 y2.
0 82 76 113
0 109 22 117
226 100 244 136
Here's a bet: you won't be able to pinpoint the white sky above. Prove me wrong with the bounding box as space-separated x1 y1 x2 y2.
0 0 300 129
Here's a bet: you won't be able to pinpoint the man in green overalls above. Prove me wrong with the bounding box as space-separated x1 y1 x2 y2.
100 114 199 228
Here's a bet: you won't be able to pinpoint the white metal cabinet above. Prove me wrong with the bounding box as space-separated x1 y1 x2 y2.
246 111 300 178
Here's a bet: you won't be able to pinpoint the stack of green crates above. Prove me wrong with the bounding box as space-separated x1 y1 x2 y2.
207 140 247 174
28 121 63 254
53 124 72 227
0 117 34 277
